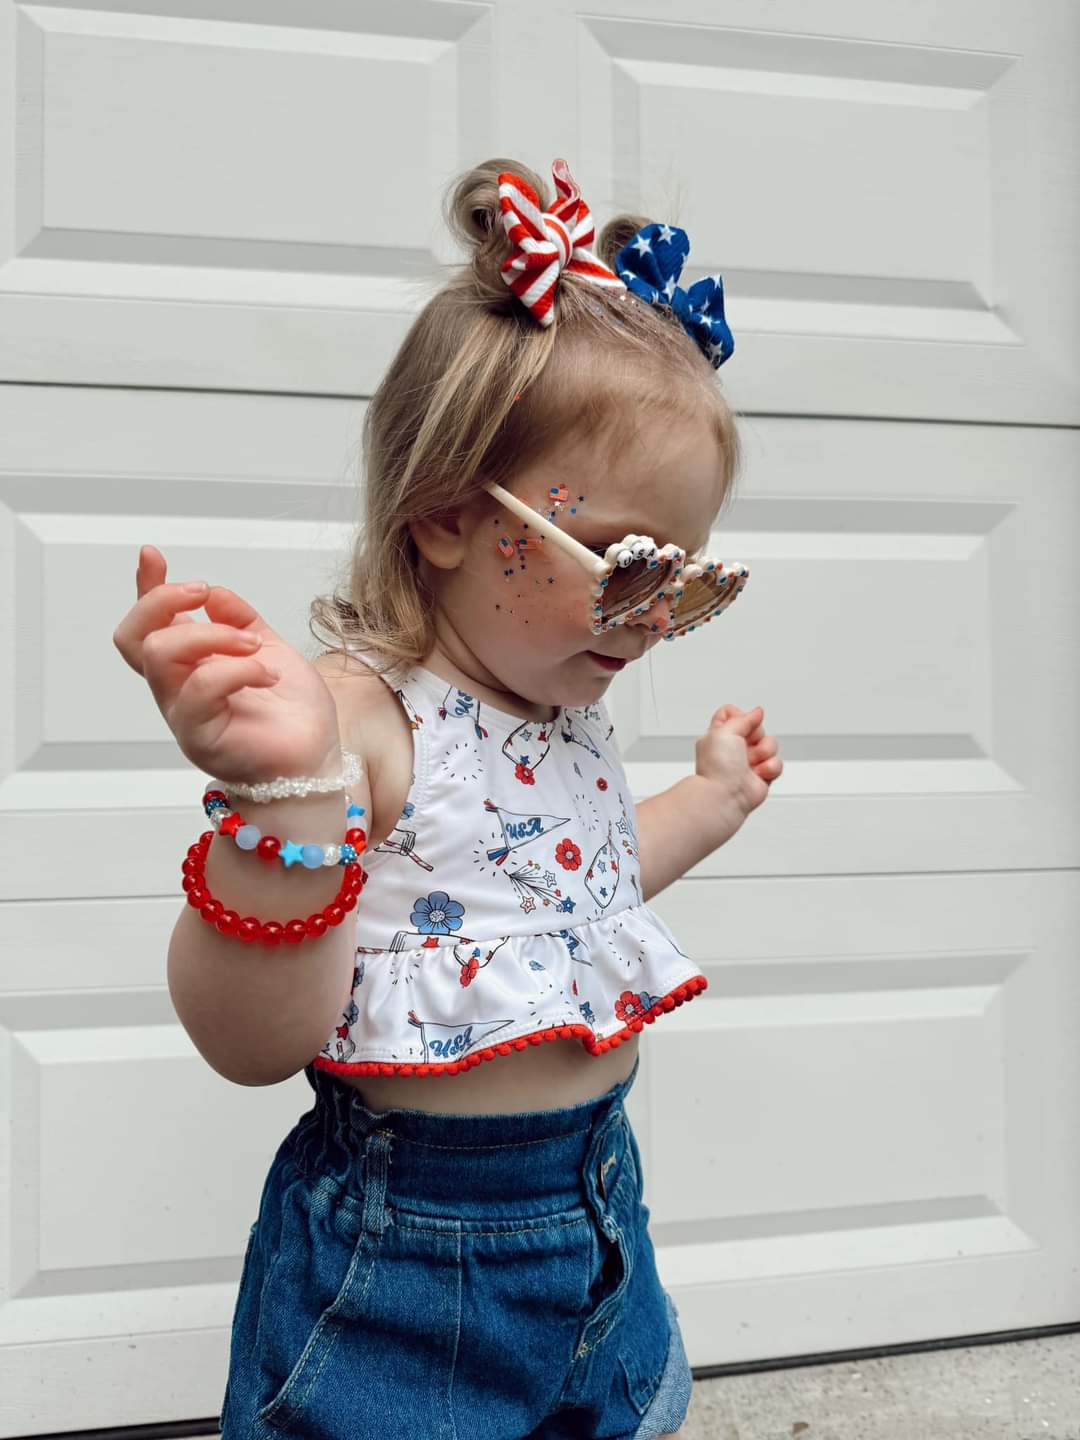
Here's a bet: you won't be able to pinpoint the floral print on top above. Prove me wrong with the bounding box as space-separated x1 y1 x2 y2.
314 653 707 1078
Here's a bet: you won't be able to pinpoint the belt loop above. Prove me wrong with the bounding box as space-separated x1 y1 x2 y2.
361 1127 393 1236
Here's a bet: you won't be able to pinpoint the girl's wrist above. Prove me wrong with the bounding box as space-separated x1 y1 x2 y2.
212 743 356 803
684 772 747 844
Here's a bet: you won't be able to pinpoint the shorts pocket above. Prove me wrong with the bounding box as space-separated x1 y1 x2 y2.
256 1176 387 1433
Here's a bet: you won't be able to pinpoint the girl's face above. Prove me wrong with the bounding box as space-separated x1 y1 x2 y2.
418 406 728 715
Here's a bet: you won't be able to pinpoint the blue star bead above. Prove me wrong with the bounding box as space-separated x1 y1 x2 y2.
347 802 365 819
301 844 325 869
280 840 306 868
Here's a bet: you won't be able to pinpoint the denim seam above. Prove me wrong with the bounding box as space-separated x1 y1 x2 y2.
342 1125 597 1153
391 1214 592 1238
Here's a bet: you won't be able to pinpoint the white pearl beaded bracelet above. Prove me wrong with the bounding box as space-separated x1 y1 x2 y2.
211 749 364 804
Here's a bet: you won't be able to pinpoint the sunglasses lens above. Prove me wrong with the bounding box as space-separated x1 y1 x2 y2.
600 553 681 624
667 564 749 635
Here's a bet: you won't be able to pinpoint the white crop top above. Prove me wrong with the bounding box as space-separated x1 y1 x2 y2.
313 654 707 1079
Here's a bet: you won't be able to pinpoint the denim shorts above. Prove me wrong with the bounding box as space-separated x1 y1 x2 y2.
219 1053 692 1440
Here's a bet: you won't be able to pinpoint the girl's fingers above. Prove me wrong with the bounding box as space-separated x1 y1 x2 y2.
168 654 279 733
143 620 262 677
113 581 211 675
136 544 167 600
202 585 262 628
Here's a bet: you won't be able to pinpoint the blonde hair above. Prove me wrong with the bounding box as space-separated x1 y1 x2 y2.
310 157 743 676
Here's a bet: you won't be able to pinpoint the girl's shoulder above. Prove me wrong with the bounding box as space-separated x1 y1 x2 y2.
311 650 414 850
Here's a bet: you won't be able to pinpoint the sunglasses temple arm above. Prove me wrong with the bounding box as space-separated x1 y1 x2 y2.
484 482 609 580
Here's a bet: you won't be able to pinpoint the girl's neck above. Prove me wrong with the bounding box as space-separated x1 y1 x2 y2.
422 636 557 725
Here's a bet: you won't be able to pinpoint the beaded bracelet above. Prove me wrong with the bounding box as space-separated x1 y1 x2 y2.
181 829 366 945
211 750 363 804
202 789 367 870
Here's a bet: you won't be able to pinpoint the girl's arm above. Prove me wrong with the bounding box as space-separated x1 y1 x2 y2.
635 775 745 902
167 667 374 1087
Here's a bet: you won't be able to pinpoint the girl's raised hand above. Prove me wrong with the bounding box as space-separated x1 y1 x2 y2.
694 704 783 820
113 545 343 787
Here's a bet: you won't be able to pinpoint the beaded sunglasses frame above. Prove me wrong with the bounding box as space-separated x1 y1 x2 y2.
484 481 749 638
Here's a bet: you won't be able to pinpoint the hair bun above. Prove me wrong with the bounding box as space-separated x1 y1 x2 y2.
443 158 551 307
596 212 655 274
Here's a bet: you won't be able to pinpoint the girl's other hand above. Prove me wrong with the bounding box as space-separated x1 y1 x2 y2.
694 704 782 820
112 544 343 787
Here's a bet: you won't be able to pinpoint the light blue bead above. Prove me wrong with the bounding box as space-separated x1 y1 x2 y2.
301 844 324 869
235 825 261 850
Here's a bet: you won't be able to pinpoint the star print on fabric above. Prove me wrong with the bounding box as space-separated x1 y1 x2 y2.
616 817 631 836
544 870 557 888
631 234 652 256
663 276 677 300
520 896 536 914
559 896 576 913
657 223 676 243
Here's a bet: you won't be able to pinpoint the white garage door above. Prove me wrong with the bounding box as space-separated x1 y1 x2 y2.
0 0 1077 1432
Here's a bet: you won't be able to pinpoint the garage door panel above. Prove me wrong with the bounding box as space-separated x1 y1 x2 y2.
628 869 1080 1361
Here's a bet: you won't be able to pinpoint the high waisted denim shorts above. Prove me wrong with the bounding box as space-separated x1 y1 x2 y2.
220 1053 692 1439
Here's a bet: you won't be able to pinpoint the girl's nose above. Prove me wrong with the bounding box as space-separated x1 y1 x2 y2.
627 593 674 634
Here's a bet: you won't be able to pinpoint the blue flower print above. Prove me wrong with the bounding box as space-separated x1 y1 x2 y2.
410 890 465 935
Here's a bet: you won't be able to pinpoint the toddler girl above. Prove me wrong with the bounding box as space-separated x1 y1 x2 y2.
114 156 781 1440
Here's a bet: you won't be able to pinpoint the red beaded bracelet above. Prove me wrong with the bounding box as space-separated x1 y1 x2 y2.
181 829 366 945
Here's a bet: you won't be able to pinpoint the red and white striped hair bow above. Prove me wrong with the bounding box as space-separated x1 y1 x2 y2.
497 159 626 328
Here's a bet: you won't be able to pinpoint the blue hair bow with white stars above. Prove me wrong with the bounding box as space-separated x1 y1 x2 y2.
614 222 734 369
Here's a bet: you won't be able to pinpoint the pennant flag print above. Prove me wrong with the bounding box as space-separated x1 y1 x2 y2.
389 927 476 952
437 686 489 740
559 712 601 759
406 1010 516 1065
484 798 571 864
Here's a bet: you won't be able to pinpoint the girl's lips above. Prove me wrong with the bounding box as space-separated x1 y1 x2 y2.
587 651 626 671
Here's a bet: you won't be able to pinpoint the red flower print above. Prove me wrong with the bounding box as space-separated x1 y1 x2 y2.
615 989 648 1023
460 956 479 987
556 838 582 870
515 762 535 785
596 776 608 791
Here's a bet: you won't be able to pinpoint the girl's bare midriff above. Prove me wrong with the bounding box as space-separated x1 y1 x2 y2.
331 1034 638 1116
321 652 640 1116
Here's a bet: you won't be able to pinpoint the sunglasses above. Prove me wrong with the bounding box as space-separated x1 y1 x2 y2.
485 481 749 638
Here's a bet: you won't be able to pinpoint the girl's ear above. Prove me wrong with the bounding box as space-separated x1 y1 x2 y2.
409 510 473 571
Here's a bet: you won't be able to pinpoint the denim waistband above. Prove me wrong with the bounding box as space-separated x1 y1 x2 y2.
293 1058 641 1216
